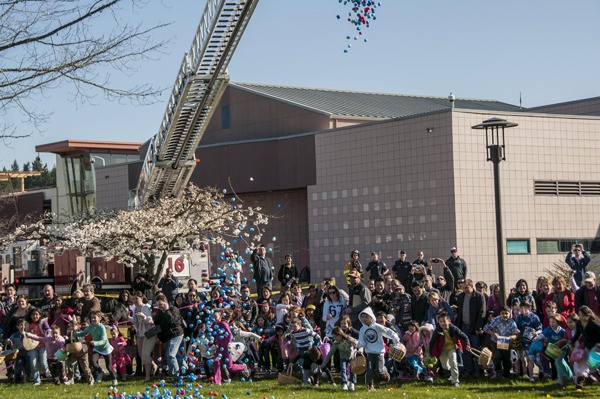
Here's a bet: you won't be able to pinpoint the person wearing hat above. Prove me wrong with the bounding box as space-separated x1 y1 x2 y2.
446 247 467 282
575 271 600 316
344 250 363 286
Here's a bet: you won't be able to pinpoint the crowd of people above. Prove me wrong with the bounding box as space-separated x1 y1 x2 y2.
0 242 599 392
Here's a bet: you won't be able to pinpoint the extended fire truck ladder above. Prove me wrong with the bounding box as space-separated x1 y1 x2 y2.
133 0 259 206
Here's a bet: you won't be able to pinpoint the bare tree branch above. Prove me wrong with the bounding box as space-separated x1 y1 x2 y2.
0 0 172 140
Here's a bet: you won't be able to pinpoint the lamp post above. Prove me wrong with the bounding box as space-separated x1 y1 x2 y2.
471 117 518 307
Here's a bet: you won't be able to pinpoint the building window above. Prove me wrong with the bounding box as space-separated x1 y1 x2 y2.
537 238 600 254
507 239 530 254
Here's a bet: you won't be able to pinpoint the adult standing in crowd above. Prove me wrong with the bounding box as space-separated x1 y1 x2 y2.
251 244 274 302
487 284 502 316
36 284 57 316
278 254 298 289
132 265 154 300
574 272 600 316
366 252 388 281
533 277 551 319
2 294 33 339
508 279 536 313
411 281 429 324
455 279 486 376
344 250 363 285
129 292 157 382
158 268 180 304
566 243 591 287
411 251 430 283
152 293 184 378
346 270 371 330
79 284 101 321
446 247 467 281
392 250 412 289
0 283 17 316
322 284 347 338
543 276 575 321
433 260 455 303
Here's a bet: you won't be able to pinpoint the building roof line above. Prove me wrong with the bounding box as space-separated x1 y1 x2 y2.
230 82 502 102
528 96 600 110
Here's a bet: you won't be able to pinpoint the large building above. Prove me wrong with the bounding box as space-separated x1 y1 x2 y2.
22 83 600 291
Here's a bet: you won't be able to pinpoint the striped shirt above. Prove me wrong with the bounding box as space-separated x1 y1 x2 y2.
287 327 319 351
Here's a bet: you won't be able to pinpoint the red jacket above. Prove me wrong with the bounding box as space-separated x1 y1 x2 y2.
429 323 470 359
543 290 575 321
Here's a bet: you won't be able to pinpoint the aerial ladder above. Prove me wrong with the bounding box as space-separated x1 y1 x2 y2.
133 0 259 207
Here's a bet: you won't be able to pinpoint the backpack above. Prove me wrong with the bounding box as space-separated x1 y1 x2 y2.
299 266 310 283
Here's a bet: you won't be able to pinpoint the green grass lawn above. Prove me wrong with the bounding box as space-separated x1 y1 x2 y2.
1 375 600 399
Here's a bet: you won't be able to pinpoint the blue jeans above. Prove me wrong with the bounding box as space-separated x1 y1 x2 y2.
28 347 48 384
164 335 184 377
339 358 356 385
365 352 385 387
460 323 480 375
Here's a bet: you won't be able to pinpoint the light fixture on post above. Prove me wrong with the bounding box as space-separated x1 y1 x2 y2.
471 117 518 307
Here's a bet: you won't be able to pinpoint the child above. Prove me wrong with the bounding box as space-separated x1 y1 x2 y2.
288 306 313 332
537 314 572 386
194 322 214 382
430 310 471 388
418 323 435 382
322 326 358 391
211 309 249 385
254 314 276 373
74 311 117 386
357 307 400 391
337 315 359 339
27 307 51 385
5 319 31 384
390 285 412 335
109 325 131 382
286 317 321 385
304 305 320 334
265 324 290 372
484 305 519 380
275 294 291 325
514 301 542 382
403 321 425 379
26 325 70 385
542 301 567 328
65 318 94 385
567 313 589 389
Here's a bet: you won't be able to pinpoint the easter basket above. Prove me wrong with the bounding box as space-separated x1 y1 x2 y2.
278 364 300 385
468 347 493 366
545 340 567 360
350 352 368 375
389 342 406 362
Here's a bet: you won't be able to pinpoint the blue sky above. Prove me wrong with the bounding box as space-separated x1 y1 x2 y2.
2 0 599 169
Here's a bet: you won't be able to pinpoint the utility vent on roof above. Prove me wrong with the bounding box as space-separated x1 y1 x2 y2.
534 181 600 196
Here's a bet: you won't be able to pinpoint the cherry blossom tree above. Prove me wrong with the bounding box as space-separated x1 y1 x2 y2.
1 184 269 285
